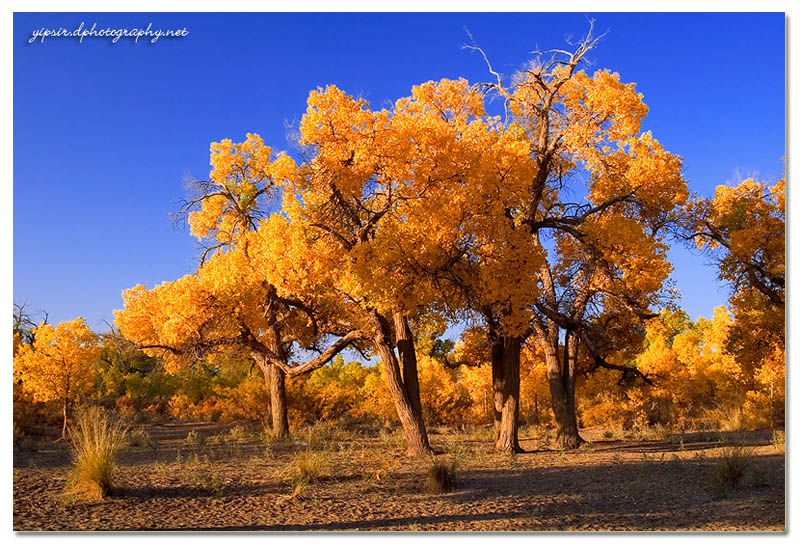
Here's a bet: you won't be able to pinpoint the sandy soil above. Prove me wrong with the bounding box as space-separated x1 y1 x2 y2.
13 423 785 531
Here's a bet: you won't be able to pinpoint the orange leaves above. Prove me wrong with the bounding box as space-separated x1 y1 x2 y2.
188 132 296 250
685 173 784 416
13 318 101 404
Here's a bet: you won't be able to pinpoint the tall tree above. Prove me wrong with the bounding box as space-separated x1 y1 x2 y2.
685 174 785 427
115 246 318 439
467 24 687 447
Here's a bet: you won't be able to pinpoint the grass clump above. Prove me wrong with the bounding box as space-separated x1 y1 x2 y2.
127 427 156 450
226 424 251 443
186 429 205 447
711 444 753 495
63 408 127 501
424 457 458 494
283 448 332 495
181 453 224 495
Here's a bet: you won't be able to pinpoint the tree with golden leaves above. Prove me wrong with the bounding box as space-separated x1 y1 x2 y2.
13 318 102 437
115 246 319 439
685 174 785 427
122 133 306 439
461 24 687 448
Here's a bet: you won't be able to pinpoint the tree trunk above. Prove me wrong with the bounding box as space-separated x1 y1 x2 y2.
267 323 291 439
393 312 423 420
62 398 68 439
490 335 505 439
373 312 431 456
496 336 522 453
269 363 290 439
544 330 583 449
255 352 289 440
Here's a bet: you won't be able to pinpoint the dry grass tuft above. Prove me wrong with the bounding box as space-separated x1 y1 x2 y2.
283 449 332 494
186 429 205 447
711 444 753 494
64 408 127 501
424 457 458 493
127 427 156 450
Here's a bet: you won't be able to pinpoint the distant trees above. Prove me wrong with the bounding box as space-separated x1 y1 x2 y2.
13 318 102 437
684 174 785 428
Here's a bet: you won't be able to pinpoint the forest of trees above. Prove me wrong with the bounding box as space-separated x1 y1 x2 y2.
13 29 785 456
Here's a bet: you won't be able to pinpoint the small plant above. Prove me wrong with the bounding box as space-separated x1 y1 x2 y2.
226 424 250 443
711 444 753 495
186 429 205 447
283 449 331 493
424 457 458 493
153 460 169 479
603 430 614 440
378 428 404 451
63 408 127 501
771 430 785 447
127 427 156 450
182 453 224 495
371 458 399 482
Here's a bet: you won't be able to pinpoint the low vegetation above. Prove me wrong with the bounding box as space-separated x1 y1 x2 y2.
63 408 126 501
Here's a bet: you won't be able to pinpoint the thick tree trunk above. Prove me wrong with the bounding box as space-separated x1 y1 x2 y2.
374 341 432 456
393 312 423 420
255 351 290 440
373 313 431 456
269 363 290 439
544 331 583 449
496 336 523 453
490 335 505 438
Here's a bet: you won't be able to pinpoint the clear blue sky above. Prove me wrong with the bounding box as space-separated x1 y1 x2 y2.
13 12 785 332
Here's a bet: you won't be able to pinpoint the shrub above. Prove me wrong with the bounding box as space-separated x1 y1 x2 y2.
64 408 127 501
226 424 250 443
424 457 458 493
186 430 205 447
180 453 224 495
711 444 753 494
283 449 331 493
127 427 156 450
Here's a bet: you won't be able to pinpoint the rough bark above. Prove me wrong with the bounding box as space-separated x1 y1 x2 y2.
490 335 505 440
254 352 290 440
268 363 289 439
373 314 431 456
495 336 523 453
267 322 290 439
393 312 423 420
544 330 584 449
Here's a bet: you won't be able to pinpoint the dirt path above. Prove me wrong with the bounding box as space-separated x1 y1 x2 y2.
13 424 785 531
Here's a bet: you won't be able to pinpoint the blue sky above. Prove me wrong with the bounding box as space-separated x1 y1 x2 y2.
13 12 785 332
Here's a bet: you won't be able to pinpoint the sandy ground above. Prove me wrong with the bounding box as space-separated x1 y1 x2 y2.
13 423 785 531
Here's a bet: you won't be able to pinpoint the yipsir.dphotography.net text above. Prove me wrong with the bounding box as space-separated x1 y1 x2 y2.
28 21 189 44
